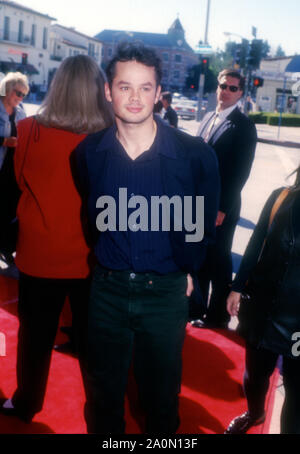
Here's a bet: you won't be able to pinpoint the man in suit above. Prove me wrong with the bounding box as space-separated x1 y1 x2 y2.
191 69 257 329
161 91 178 128
75 42 220 434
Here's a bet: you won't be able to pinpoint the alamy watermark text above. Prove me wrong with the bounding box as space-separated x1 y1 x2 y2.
96 188 205 243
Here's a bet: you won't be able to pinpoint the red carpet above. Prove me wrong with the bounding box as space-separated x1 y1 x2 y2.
0 274 279 434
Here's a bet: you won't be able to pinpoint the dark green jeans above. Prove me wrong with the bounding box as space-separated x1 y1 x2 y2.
85 265 189 434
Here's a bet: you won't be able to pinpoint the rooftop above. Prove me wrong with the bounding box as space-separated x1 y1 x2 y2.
0 0 56 21
95 20 193 52
53 24 102 43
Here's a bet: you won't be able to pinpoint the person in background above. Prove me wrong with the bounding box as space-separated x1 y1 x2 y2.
225 167 300 434
0 72 28 264
161 91 178 128
153 99 164 117
0 72 28 168
191 69 257 329
0 55 113 424
29 81 37 104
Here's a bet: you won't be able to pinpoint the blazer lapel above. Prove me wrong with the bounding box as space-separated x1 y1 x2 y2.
208 106 240 145
208 119 234 145
197 112 215 138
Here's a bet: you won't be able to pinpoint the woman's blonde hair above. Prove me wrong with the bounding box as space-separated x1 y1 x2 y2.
0 71 29 97
37 55 113 134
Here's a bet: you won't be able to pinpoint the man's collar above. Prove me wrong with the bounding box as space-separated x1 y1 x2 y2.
96 116 177 159
216 102 240 120
154 116 177 159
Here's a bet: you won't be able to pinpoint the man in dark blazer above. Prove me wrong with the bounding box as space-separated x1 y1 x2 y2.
191 69 257 329
161 91 178 128
75 42 220 434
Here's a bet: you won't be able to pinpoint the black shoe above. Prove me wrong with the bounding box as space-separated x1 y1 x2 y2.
190 318 206 328
0 252 15 267
224 411 266 434
190 319 228 329
0 398 32 424
54 341 77 355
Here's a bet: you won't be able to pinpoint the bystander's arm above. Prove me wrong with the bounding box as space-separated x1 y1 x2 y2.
231 188 283 292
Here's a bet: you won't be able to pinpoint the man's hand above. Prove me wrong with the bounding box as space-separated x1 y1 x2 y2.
186 274 194 297
4 136 18 148
216 210 226 226
227 291 241 316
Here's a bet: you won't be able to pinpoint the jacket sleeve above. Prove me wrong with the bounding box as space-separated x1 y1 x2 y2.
232 188 283 292
74 136 90 197
219 120 257 214
194 141 220 246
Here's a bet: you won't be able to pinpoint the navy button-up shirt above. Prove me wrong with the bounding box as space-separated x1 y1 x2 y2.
96 122 179 274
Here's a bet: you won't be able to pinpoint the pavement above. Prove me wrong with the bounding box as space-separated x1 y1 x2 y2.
179 116 300 434
256 124 300 149
2 103 299 434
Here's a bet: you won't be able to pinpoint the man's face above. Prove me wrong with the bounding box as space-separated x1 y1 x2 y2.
216 76 242 111
105 60 161 125
161 98 169 110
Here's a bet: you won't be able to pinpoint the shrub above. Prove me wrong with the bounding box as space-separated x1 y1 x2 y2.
249 112 300 127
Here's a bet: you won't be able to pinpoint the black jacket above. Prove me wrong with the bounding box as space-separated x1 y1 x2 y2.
233 188 300 358
164 106 178 128
74 118 220 274
198 107 257 218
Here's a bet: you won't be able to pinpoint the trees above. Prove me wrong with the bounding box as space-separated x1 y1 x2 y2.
184 39 272 94
275 45 286 57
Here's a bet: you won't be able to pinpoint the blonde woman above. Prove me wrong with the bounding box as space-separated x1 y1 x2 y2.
0 71 29 168
0 55 113 424
0 72 29 263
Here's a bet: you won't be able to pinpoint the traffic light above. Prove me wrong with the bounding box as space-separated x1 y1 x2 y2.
252 76 264 88
22 53 28 65
234 44 242 67
200 57 209 74
247 39 263 69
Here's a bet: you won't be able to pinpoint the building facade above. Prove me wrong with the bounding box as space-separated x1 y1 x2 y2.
255 56 300 114
95 18 198 92
48 24 103 85
0 0 54 85
0 1 103 90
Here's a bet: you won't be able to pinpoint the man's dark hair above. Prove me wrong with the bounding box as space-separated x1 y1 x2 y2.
218 69 245 94
161 92 172 105
106 41 162 87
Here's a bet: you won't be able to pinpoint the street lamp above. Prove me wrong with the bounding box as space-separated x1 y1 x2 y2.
223 31 246 42
204 0 211 45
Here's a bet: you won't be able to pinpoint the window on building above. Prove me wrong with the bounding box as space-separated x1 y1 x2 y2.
43 27 48 49
31 24 36 46
108 48 113 57
4 16 10 40
162 53 169 62
174 70 180 79
175 54 182 63
18 20 24 43
163 70 168 79
88 43 95 57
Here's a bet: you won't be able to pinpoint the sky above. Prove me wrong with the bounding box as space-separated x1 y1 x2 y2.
15 0 300 56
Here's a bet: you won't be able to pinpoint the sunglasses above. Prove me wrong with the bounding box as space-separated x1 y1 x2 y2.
14 89 27 98
219 83 240 93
